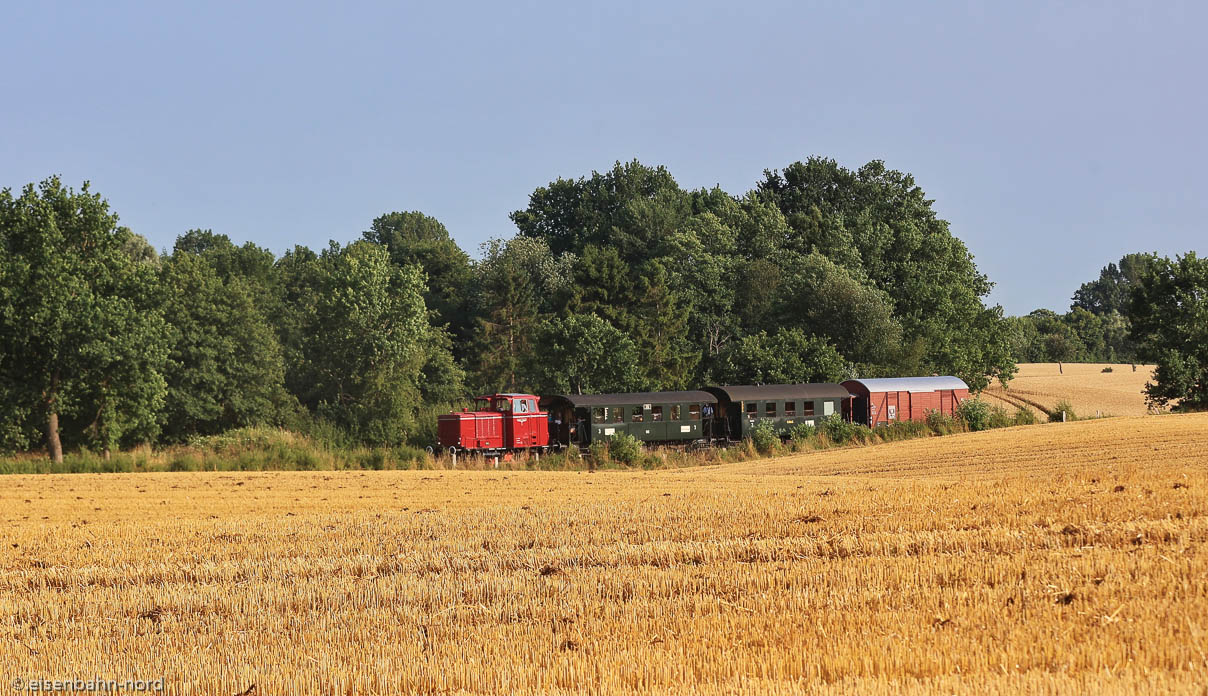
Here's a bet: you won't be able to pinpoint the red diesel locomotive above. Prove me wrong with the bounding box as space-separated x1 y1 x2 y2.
436 393 550 455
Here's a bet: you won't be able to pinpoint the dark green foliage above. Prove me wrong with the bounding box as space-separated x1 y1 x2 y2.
281 241 436 445
1050 399 1077 423
1127 252 1208 410
757 158 1015 389
925 409 958 435
878 420 932 441
159 252 297 442
363 211 474 345
511 160 685 258
789 422 817 442
0 177 170 458
1013 406 1038 426
605 432 643 466
750 420 780 454
1073 253 1159 316
531 314 641 395
467 237 568 392
822 414 872 445
717 329 845 385
956 399 995 431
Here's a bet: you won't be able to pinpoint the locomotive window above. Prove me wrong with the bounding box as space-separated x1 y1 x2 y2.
516 399 528 413
766 402 777 417
529 399 537 412
475 398 490 412
803 401 816 417
669 405 680 420
592 407 605 423
688 404 700 420
495 398 511 412
631 406 644 423
611 407 624 423
745 402 758 417
651 406 663 421
784 401 796 417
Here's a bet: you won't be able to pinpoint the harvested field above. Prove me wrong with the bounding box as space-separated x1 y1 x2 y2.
2 414 1207 694
984 362 1157 418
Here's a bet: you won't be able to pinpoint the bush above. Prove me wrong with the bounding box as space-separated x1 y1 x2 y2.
1101 366 1114 373
588 441 609 465
789 422 816 442
822 414 871 445
606 432 643 466
1050 399 1077 423
879 420 931 441
1012 406 1038 426
925 409 957 436
750 420 780 455
986 404 1013 429
956 399 993 432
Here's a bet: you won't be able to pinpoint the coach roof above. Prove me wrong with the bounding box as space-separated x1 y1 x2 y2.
542 391 718 407
705 384 851 401
842 376 969 393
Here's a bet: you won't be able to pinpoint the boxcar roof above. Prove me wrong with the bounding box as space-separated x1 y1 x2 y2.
705 384 851 401
842 376 969 393
543 391 718 407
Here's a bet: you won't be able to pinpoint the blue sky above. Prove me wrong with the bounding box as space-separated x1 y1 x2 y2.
3 1 1204 315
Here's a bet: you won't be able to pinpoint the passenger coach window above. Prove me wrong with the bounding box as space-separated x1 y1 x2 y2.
803 401 816 417
766 402 777 417
688 404 701 420
592 408 605 423
785 402 796 417
745 402 758 417
670 405 680 420
611 407 623 423
631 406 644 422
652 406 663 421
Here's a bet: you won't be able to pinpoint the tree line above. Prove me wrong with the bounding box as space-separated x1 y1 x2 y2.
2 161 1204 461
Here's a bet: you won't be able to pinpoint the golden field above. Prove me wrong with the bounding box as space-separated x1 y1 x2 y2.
2 414 1207 695
985 362 1158 418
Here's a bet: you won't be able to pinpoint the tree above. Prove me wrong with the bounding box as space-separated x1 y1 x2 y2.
467 238 549 392
772 252 903 369
1073 253 1159 315
716 329 846 385
757 157 1012 386
1128 252 1208 410
531 315 641 395
284 241 433 444
363 212 473 343
159 251 297 441
510 160 687 260
0 177 169 460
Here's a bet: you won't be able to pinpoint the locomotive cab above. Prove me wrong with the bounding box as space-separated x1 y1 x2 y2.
437 393 550 454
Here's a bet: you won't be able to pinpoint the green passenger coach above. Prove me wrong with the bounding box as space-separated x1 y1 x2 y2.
702 384 853 440
539 391 720 448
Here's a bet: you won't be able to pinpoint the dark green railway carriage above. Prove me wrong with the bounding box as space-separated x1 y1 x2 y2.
539 391 719 448
703 384 852 440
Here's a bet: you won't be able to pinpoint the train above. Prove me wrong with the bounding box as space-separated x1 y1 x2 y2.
436 377 970 456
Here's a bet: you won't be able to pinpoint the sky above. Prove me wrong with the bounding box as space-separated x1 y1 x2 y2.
2 0 1204 315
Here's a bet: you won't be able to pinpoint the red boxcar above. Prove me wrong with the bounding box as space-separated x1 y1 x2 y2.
841 377 970 426
437 393 550 454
